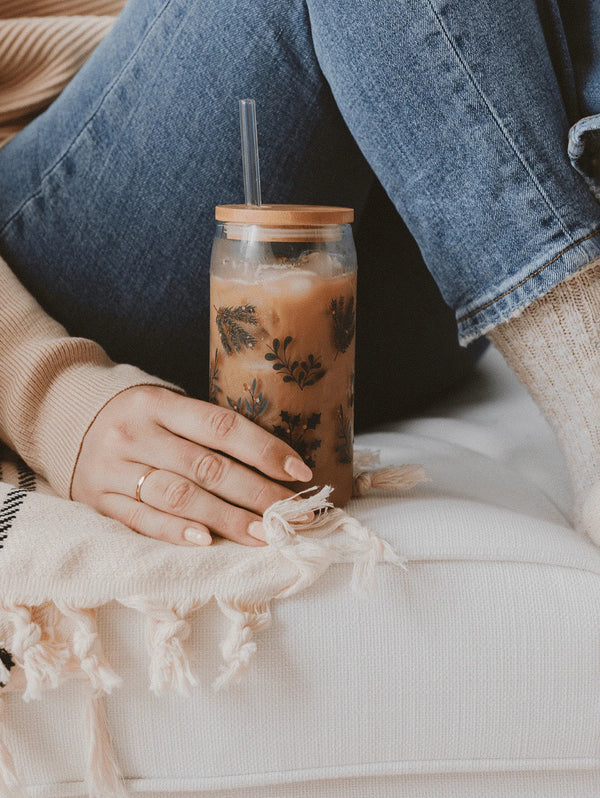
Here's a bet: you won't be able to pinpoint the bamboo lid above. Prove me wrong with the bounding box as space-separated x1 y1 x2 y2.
215 204 354 225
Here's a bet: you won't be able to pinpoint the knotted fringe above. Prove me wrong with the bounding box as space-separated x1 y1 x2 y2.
212 599 272 693
0 695 24 797
1 604 68 702
83 692 128 798
349 458 426 596
208 485 412 691
263 485 339 597
334 514 409 599
55 604 126 798
0 452 426 792
353 464 430 497
263 485 412 600
353 449 382 471
55 604 121 696
211 487 338 691
118 598 201 696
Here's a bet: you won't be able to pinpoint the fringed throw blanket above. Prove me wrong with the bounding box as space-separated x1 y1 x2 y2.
0 447 425 797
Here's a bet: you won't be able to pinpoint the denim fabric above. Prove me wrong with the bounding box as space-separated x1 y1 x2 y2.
0 0 599 387
305 0 600 340
569 114 600 202
0 0 375 395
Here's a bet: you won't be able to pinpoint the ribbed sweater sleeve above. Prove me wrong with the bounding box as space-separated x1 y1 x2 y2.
0 255 184 498
0 1 126 149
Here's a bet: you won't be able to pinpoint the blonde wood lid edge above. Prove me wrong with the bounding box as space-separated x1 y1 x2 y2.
215 204 354 225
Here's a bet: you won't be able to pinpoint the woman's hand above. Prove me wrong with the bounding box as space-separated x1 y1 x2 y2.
71 385 313 547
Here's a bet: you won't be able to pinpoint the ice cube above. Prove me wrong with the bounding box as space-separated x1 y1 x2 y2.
295 251 343 277
281 273 315 295
259 271 314 296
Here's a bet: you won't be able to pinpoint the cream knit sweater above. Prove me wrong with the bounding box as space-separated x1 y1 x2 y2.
0 0 180 498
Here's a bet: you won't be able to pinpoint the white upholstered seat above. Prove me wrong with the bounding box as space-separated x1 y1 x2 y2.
12 348 600 797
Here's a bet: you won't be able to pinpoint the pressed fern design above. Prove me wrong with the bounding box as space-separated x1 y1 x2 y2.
330 295 356 356
347 370 355 408
265 336 325 390
226 378 268 421
272 410 321 469
335 404 353 464
208 348 221 403
216 304 259 355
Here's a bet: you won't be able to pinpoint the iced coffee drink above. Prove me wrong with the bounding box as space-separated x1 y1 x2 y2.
209 205 356 506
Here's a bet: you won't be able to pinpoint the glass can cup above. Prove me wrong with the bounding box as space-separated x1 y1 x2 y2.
209 204 356 507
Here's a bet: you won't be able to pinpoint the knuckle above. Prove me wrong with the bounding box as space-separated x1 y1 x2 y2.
210 408 239 441
257 434 279 464
127 385 156 415
148 385 174 416
192 452 226 487
115 419 137 445
253 481 273 509
103 424 128 452
125 385 169 424
163 478 194 513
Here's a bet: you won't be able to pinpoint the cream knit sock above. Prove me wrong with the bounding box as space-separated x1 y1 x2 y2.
487 260 600 544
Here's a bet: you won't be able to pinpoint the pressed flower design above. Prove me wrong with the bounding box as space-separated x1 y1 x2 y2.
265 336 326 390
226 378 269 421
272 410 322 469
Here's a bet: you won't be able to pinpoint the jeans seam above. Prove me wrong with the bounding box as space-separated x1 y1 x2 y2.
0 0 176 237
424 0 573 242
457 224 600 323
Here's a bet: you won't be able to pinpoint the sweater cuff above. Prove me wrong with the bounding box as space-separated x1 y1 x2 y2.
26 348 185 499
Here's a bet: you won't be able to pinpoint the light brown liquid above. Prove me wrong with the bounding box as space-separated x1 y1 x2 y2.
209 267 356 506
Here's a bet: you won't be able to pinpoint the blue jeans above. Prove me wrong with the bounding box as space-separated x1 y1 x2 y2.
1 0 599 405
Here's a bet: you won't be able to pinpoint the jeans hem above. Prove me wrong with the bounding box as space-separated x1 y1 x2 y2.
456 224 600 344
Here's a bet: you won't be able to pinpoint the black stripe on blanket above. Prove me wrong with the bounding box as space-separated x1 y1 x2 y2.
0 647 14 687
16 457 36 492
0 488 27 549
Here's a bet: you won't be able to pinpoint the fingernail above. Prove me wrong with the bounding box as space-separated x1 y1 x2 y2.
248 521 267 541
284 456 312 482
184 528 212 546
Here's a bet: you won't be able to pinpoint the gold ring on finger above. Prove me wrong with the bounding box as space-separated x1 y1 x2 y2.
135 468 157 503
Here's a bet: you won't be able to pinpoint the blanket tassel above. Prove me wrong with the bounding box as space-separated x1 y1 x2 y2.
212 488 345 691
119 598 200 696
352 464 429 497
84 691 128 798
1 604 69 702
261 485 343 599
55 604 126 798
349 459 426 596
263 486 411 600
212 598 272 692
339 516 409 599
0 694 25 797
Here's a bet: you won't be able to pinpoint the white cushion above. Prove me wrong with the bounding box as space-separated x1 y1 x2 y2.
11 348 600 796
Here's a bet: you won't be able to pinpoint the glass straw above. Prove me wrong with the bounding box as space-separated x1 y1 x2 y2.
239 99 262 207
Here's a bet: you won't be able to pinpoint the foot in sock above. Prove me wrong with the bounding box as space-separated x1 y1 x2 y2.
487 260 600 545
